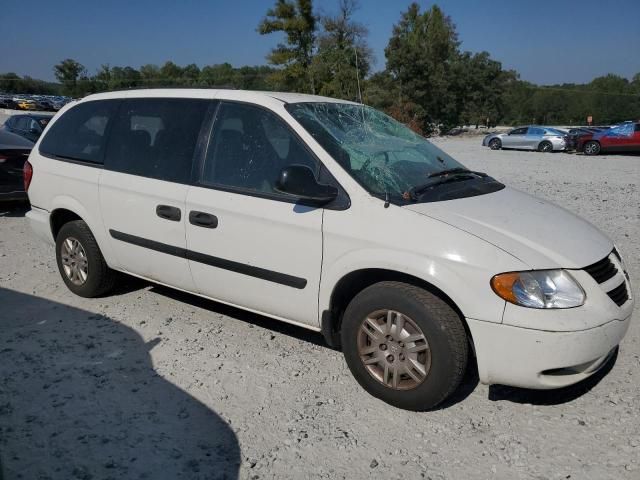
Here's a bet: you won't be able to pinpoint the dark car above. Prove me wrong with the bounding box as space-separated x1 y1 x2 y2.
0 129 33 202
577 122 640 155
566 127 606 151
0 97 19 109
3 114 52 142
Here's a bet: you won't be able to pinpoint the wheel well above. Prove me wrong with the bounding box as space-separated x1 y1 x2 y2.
50 209 82 239
322 268 470 349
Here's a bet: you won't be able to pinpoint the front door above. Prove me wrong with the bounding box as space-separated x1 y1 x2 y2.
100 97 210 291
502 127 528 148
185 101 323 326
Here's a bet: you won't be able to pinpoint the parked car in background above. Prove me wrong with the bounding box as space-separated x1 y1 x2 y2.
577 122 640 155
34 98 56 112
3 114 53 142
566 127 606 150
14 98 38 111
0 129 33 202
482 126 568 152
0 97 19 109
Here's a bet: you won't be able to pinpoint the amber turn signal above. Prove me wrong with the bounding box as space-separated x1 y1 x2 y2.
490 272 521 304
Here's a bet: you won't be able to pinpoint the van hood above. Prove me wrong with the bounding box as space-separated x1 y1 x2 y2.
404 187 612 269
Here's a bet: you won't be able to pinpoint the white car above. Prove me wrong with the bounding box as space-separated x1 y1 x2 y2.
24 90 633 410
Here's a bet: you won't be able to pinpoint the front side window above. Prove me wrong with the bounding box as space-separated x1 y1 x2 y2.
39 100 118 163
510 127 527 135
105 98 209 183
286 102 503 204
201 102 318 195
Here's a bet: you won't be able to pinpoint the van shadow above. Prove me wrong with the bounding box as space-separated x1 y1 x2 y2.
149 284 330 349
0 288 240 480
488 348 618 405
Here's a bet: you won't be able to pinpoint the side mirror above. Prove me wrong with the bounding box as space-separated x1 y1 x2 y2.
275 165 338 206
29 128 40 134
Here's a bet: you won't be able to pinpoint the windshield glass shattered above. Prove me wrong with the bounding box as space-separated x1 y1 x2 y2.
286 102 467 202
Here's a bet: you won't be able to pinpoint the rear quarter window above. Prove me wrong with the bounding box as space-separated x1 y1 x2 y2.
39 100 119 164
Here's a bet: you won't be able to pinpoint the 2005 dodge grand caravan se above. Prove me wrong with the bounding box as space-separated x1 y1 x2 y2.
25 89 633 410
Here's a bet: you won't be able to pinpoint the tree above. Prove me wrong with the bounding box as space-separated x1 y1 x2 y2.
258 0 317 92
312 0 372 101
53 59 87 96
456 52 515 128
384 3 460 133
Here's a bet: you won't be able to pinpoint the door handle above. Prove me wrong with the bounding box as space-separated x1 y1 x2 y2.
189 211 218 229
156 204 181 222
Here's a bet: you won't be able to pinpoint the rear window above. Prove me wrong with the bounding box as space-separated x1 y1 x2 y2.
39 100 118 164
104 98 209 183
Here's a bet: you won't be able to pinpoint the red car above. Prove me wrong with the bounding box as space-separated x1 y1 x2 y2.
578 122 640 155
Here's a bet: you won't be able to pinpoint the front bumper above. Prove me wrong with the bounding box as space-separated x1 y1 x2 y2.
467 314 632 389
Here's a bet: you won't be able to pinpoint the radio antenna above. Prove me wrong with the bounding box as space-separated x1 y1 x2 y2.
354 45 363 104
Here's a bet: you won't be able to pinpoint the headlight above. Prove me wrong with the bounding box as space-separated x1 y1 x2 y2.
491 270 585 309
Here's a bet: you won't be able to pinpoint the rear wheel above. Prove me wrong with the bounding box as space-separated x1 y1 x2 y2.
488 138 502 150
538 141 553 152
55 220 116 297
583 141 601 155
341 281 468 411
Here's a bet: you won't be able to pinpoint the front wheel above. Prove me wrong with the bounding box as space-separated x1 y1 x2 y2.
583 141 601 155
341 281 468 411
488 138 502 150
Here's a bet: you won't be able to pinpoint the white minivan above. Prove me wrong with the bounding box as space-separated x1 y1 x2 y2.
25 89 633 410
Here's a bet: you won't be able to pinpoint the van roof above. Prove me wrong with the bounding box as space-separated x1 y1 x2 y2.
80 88 359 106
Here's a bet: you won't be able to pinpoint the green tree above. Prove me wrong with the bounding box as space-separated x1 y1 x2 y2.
456 52 515 128
312 0 372 101
384 3 460 133
258 0 317 92
53 58 87 96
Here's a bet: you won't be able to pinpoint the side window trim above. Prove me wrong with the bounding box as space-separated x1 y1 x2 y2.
195 100 349 210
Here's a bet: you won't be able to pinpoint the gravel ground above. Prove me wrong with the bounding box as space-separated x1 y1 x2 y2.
0 138 638 480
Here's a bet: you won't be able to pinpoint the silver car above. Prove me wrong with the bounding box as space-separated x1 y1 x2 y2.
482 126 568 152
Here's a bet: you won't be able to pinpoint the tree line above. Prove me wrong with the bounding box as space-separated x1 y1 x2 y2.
2 0 639 131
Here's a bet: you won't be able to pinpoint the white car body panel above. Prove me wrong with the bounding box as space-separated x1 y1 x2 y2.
99 170 196 292
185 185 323 327
404 187 612 269
24 89 634 392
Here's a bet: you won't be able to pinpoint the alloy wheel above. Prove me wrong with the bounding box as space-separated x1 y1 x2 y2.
357 309 431 390
60 236 89 285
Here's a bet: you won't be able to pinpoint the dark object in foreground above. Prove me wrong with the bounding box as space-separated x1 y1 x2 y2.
0 130 33 202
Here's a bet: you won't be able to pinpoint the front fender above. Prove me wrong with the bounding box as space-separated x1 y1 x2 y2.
319 247 509 324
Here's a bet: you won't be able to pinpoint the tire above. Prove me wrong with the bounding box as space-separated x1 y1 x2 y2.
538 141 553 153
583 140 601 155
341 281 468 411
55 220 116 297
488 138 501 150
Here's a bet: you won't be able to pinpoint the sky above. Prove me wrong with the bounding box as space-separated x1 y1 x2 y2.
1 0 639 85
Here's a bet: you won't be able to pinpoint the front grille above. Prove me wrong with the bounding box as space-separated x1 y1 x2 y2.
607 282 629 307
583 255 618 284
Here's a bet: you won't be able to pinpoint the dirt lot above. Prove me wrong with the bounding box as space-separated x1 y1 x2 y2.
0 138 638 480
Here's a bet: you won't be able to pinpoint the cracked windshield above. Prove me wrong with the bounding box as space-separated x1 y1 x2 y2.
287 102 470 202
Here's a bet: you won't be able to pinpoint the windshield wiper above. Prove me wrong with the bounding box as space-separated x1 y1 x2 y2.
427 168 487 179
407 170 488 201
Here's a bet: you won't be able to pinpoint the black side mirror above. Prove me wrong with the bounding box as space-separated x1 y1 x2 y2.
275 165 338 206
